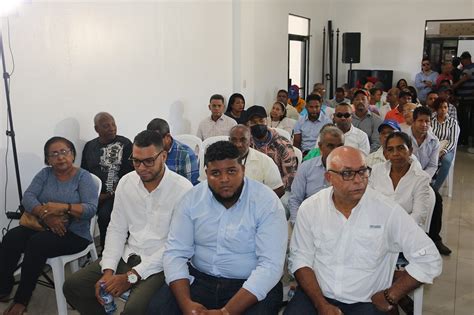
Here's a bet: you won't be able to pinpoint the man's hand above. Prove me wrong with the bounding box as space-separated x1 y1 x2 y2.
371 290 394 312
425 81 433 87
197 310 221 315
104 274 132 297
181 301 207 315
318 302 344 315
95 272 114 305
43 215 67 236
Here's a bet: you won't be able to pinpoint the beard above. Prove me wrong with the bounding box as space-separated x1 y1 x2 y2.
209 181 245 205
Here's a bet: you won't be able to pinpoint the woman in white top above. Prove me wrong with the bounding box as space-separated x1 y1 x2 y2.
267 101 296 136
369 131 433 228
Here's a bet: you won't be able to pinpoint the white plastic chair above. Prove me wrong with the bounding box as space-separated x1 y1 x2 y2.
293 146 302 166
198 136 230 179
174 134 203 156
273 128 291 141
445 148 457 198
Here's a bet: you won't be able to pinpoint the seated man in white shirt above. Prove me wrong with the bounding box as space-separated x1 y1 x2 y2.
147 141 287 315
63 130 193 315
196 94 237 140
285 146 442 315
333 103 370 155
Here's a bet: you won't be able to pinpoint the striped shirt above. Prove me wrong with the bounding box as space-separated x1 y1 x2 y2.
431 103 457 121
431 116 460 154
456 63 474 100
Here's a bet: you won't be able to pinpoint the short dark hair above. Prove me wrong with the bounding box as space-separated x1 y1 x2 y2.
133 130 164 151
427 90 438 97
353 89 369 98
432 96 449 111
399 90 412 99
385 131 413 151
306 93 322 103
44 136 76 165
369 87 382 95
146 118 170 137
396 79 407 89
278 89 288 96
226 93 246 113
210 94 225 104
413 106 432 121
204 141 241 167
335 87 345 94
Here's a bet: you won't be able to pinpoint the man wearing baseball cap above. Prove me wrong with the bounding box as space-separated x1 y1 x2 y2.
366 120 401 167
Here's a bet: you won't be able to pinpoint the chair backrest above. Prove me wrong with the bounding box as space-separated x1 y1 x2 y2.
273 128 291 141
174 134 203 156
199 136 230 179
89 173 102 237
293 146 303 167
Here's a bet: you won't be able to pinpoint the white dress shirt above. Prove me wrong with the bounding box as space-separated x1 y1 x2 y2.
344 125 370 155
100 167 193 279
366 146 386 167
196 114 237 140
369 158 433 227
289 187 442 304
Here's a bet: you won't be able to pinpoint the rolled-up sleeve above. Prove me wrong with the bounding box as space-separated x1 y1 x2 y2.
163 198 195 285
288 201 316 274
388 206 442 284
242 199 287 301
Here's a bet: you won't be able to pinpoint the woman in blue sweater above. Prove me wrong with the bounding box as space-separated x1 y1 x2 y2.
0 137 98 315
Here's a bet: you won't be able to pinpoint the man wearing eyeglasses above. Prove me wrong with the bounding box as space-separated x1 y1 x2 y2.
64 130 193 315
285 146 442 315
81 112 134 251
333 103 370 155
415 59 439 104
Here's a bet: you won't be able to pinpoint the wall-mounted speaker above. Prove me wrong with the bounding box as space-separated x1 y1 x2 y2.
342 32 361 64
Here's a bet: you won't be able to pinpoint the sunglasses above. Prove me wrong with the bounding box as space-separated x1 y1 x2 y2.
335 113 351 119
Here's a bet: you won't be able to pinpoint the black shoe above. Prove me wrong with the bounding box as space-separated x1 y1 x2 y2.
435 241 452 256
0 293 10 303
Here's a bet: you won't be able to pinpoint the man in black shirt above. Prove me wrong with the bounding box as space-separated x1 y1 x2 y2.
81 112 133 250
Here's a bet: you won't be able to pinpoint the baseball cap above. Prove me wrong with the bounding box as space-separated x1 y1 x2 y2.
378 119 401 132
246 105 267 119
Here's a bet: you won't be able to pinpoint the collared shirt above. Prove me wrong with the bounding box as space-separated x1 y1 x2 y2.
351 111 382 153
379 104 395 120
366 146 386 168
100 167 193 279
415 70 439 102
455 63 474 100
286 104 300 121
289 187 442 304
293 113 332 152
198 148 283 191
384 106 405 124
251 128 298 190
196 114 237 140
343 125 370 155
289 156 328 223
369 158 433 227
268 117 297 136
406 127 440 178
166 139 199 185
431 116 460 154
163 178 288 301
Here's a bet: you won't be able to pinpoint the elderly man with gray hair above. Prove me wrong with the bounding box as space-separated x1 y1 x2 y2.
288 124 344 223
285 146 442 315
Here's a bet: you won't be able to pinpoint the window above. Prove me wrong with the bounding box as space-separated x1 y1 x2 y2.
288 14 310 97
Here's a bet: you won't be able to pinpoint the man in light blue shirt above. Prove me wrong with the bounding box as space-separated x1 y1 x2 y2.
293 94 332 154
415 59 439 103
289 125 344 223
147 141 287 315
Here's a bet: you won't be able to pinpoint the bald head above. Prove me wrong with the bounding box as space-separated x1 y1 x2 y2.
326 146 366 171
94 112 114 126
229 124 251 157
94 112 117 144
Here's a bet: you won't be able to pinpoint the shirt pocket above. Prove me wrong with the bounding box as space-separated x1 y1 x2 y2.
314 229 338 265
352 228 385 270
224 225 256 254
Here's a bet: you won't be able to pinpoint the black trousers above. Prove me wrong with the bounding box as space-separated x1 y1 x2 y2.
0 225 89 305
428 186 443 243
457 99 474 145
97 197 114 248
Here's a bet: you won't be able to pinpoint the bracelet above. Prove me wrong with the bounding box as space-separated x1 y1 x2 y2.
383 289 396 306
66 203 72 215
220 307 230 315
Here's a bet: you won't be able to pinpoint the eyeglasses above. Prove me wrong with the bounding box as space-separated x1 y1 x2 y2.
328 167 371 181
47 149 72 159
129 151 164 167
335 112 351 119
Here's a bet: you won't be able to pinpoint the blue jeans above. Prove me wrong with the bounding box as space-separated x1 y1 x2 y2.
283 287 386 315
146 265 283 315
433 151 454 191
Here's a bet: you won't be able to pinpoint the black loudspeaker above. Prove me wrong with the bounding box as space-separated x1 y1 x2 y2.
342 32 361 63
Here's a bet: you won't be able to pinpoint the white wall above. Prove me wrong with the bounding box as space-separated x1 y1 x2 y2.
327 0 474 89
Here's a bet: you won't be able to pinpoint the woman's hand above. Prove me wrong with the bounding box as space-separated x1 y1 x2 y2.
43 215 67 236
44 202 68 216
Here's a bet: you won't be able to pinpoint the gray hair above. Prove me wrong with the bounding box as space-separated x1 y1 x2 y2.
93 112 114 126
229 124 251 139
319 125 345 143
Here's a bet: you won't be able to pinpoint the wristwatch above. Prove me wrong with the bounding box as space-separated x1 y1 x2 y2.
126 271 138 284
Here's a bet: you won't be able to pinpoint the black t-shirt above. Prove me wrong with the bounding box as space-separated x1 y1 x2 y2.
81 135 134 194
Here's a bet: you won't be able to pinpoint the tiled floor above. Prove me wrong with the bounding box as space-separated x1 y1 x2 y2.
1 150 473 315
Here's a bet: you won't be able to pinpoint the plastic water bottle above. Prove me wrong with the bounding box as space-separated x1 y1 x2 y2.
99 282 117 314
